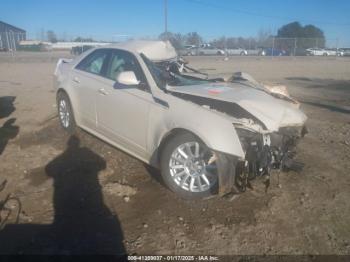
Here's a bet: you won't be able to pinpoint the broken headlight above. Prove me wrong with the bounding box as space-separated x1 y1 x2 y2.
235 128 262 153
235 128 272 178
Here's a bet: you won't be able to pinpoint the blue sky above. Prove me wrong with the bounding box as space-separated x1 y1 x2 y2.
1 0 350 46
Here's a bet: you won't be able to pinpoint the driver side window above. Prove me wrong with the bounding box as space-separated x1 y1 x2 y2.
106 50 147 86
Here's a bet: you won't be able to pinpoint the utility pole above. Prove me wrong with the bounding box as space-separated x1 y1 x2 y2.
336 38 339 49
164 0 168 35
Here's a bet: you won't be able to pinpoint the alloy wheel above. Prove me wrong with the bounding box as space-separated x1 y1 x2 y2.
169 142 218 193
59 99 70 128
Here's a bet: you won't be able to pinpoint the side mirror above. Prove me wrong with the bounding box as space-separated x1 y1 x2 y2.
116 71 140 86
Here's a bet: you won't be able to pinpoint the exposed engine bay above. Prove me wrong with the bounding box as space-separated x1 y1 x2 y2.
233 125 307 192
153 57 307 192
170 90 307 192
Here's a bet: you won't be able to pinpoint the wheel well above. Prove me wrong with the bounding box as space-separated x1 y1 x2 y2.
156 128 204 163
56 88 67 101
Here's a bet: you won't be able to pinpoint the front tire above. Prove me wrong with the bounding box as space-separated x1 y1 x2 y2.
57 91 76 134
160 133 219 199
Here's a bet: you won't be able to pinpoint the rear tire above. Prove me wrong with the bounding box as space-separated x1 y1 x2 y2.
160 133 219 199
57 91 76 134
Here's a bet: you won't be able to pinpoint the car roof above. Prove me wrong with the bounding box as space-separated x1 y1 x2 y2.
98 40 178 62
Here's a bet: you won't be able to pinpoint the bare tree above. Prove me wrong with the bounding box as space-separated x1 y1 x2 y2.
185 32 203 46
257 28 272 47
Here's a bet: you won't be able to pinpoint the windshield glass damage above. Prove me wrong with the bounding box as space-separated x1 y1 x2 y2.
141 53 213 89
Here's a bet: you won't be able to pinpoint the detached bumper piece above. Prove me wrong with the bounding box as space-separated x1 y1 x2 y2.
216 152 240 196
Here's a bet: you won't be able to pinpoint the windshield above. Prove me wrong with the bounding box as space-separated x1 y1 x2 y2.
140 53 210 89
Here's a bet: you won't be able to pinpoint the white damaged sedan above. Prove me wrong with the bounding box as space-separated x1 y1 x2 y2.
54 40 307 199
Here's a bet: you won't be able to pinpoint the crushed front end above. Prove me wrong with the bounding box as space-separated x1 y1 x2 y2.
232 125 308 192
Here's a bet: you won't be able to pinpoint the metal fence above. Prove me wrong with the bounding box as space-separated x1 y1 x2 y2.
202 36 342 56
0 32 344 57
256 37 340 56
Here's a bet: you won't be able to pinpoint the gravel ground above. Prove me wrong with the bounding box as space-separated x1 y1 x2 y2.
0 52 350 255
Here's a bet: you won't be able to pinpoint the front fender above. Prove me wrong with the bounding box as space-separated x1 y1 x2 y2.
148 94 245 165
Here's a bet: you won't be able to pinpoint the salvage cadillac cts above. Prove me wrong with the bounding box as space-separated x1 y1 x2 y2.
54 41 307 199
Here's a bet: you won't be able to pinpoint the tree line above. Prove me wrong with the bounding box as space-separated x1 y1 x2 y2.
159 22 326 50
45 21 326 51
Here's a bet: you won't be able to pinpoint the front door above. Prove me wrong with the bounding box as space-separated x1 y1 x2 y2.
95 49 152 157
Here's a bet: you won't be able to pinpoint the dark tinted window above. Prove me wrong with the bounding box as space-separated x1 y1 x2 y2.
76 49 109 75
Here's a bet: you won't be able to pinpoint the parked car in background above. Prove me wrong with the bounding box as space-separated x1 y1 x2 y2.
261 48 288 56
324 49 337 56
178 45 197 56
71 45 95 55
225 48 247 56
54 40 307 199
336 49 344 56
306 48 324 56
197 44 225 55
246 48 265 56
342 48 350 56
306 48 336 56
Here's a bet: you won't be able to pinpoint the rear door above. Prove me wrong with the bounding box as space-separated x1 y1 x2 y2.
70 49 110 129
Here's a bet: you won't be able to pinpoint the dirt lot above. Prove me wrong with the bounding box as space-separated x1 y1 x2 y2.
0 52 350 255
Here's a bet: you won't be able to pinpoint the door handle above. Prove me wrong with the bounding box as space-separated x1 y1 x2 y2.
73 77 80 84
98 88 108 95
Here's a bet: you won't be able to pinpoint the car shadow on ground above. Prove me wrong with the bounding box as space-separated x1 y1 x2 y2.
0 136 126 255
143 164 165 187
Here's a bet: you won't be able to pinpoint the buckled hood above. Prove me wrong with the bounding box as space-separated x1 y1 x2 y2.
167 82 307 131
